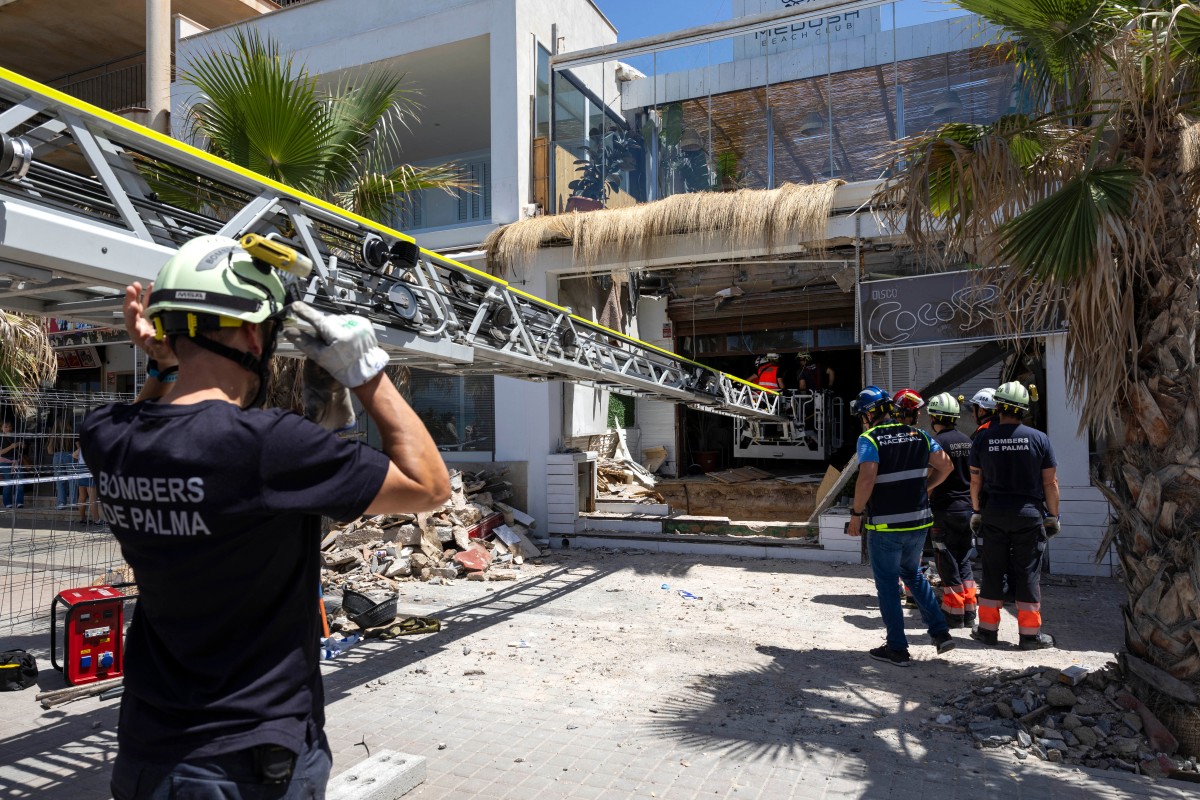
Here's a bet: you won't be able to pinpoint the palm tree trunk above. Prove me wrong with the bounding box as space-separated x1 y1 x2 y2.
1102 149 1200 752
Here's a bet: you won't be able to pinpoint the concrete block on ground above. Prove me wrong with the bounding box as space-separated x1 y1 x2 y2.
326 750 426 800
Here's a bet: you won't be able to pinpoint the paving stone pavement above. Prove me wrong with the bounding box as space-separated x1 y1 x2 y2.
0 548 1196 799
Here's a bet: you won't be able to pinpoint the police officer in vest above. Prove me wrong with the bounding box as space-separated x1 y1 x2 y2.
847 386 956 666
969 381 1060 650
926 393 977 629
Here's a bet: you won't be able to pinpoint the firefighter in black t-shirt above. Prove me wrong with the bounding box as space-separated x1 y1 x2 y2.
968 381 1060 651
82 236 450 799
926 393 977 629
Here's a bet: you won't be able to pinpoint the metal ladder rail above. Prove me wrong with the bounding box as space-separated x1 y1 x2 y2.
0 67 789 421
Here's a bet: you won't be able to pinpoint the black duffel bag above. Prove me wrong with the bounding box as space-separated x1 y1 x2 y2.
0 649 38 691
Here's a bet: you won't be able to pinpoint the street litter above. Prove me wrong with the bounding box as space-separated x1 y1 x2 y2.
677 590 701 600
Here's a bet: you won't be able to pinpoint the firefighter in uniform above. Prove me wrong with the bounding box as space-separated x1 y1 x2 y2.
969 388 998 438
751 353 782 391
969 381 1060 650
926 393 977 628
846 386 956 666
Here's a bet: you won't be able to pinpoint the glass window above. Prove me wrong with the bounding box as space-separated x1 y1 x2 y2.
817 325 856 347
405 370 495 452
536 43 551 139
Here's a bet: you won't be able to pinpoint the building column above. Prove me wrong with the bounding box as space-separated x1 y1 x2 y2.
146 0 171 134
1044 333 1113 576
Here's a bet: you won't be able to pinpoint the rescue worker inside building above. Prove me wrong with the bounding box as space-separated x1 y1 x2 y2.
969 381 1060 651
750 352 782 391
926 393 977 629
846 386 956 667
796 352 835 392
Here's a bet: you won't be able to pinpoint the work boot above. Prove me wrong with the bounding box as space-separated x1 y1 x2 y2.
945 613 967 629
970 628 999 646
963 611 977 629
1019 633 1056 651
931 631 956 654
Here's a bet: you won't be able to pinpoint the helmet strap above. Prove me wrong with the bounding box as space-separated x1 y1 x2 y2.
182 324 278 409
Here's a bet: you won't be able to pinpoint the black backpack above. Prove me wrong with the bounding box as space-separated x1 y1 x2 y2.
0 649 38 691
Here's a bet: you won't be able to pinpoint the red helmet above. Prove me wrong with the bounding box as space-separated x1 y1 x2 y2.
893 388 924 413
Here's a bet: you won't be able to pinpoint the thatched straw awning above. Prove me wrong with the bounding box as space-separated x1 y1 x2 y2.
483 181 842 276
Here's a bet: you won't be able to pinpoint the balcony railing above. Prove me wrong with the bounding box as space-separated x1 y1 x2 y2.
50 56 151 114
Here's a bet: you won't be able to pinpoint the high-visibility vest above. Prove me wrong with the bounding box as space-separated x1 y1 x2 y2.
861 422 935 532
754 363 780 390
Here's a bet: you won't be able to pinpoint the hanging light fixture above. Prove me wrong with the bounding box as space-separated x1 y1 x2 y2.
934 90 963 119
798 111 825 135
679 128 703 152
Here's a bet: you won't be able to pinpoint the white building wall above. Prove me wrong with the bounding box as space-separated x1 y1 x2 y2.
633 296 678 477
1044 334 1113 577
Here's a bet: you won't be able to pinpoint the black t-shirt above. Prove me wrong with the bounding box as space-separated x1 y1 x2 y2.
798 364 822 391
79 400 391 762
930 427 972 513
969 422 1056 513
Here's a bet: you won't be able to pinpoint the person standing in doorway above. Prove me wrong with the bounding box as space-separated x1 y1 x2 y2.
846 385 956 666
797 352 835 392
969 381 1059 650
925 393 977 629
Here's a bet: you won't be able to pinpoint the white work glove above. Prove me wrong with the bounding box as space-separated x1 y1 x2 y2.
302 358 356 432
970 513 983 535
1043 515 1061 538
283 302 389 389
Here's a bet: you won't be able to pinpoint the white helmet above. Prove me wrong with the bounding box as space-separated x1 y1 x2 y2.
969 388 996 410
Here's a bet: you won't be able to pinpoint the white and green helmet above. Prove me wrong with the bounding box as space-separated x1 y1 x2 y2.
927 392 961 420
994 381 1031 413
145 235 287 337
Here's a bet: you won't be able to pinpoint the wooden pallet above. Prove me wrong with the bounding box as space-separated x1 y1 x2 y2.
706 466 775 484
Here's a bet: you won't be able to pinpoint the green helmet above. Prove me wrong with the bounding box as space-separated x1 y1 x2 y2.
927 392 960 420
994 381 1030 413
146 235 287 338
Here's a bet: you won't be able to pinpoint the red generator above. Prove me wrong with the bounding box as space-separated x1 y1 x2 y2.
51 585 130 686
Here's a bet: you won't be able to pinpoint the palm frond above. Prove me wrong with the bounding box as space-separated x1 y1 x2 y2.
997 164 1141 281
336 163 472 223
0 313 56 411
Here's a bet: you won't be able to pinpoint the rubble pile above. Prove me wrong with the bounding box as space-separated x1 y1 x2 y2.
319 468 543 630
936 662 1200 779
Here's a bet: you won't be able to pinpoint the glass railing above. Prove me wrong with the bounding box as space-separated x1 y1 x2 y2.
548 0 1007 211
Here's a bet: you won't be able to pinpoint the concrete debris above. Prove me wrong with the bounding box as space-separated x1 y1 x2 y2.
933 661 1199 777
320 468 541 632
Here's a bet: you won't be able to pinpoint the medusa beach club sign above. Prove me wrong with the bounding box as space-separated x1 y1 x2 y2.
858 269 1066 350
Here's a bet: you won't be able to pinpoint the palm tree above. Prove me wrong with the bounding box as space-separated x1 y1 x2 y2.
0 312 56 414
875 1 1200 733
177 29 470 223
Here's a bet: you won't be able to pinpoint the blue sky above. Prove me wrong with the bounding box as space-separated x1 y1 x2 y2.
594 0 734 41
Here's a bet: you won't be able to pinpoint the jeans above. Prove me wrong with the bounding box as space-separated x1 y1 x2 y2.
110 732 331 800
0 462 24 506
867 528 949 652
52 451 75 506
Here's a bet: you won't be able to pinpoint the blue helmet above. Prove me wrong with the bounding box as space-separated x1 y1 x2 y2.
851 385 891 417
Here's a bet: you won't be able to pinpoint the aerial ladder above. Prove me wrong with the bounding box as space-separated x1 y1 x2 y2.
0 66 798 425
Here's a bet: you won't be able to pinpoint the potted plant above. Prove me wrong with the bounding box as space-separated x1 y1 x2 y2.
567 127 642 212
